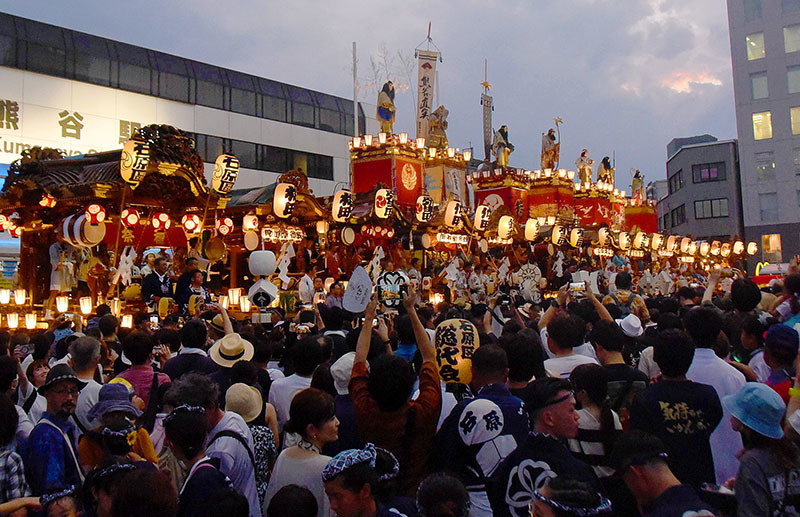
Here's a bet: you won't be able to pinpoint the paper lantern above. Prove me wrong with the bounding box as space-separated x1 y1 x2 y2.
228 288 242 306
151 212 171 231
364 134 373 146
121 208 140 227
85 204 106 224
242 214 259 231
216 217 233 236
733 241 745 255
618 232 631 251
120 140 150 185
569 228 584 248
551 225 566 246
666 235 679 252
721 243 732 257
416 195 434 222
0 289 8 305
416 137 425 149
219 295 229 310
239 296 251 313
474 205 491 232
444 200 463 228
6 313 17 329
747 242 758 255
181 214 201 233
13 289 25 305
524 219 539 241
463 149 472 161
352 137 362 149
374 189 394 219
498 216 515 240
110 299 122 317
56 296 69 313
597 228 610 247
39 194 56 208
212 154 240 196
399 133 409 144
632 232 648 250
433 319 478 384
79 297 92 315
333 190 354 223
688 241 698 255
121 314 133 328
274 183 297 218
699 241 711 257
248 250 277 277
650 233 664 251
316 220 329 235
680 237 692 254
25 313 36 330
710 241 722 256
378 132 387 144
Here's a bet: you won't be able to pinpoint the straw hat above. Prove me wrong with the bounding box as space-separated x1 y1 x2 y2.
225 383 263 423
209 333 254 368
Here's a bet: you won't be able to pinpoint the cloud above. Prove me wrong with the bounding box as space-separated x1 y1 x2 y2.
661 71 724 93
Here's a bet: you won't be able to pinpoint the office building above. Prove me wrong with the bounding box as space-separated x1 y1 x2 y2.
659 139 745 242
727 0 800 263
0 12 379 193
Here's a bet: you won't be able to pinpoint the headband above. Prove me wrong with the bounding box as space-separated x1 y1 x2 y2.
533 489 612 516
322 443 399 482
87 463 137 485
40 485 78 507
164 404 206 425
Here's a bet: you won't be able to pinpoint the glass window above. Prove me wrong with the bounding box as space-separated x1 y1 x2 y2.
23 21 66 77
759 192 778 221
712 198 729 217
755 151 776 180
745 0 762 21
318 108 341 133
193 63 224 110
787 25 800 53
747 32 766 60
261 146 288 172
750 72 768 99
291 102 315 127
204 136 224 162
0 34 14 67
692 162 726 183
309 154 334 180
114 43 152 95
762 233 783 263
231 88 256 116
71 34 112 86
794 147 800 173
753 111 773 140
668 170 683 194
792 107 800 134
156 54 189 103
230 140 257 170
786 0 800 12
292 152 309 174
259 79 287 122
671 205 686 226
790 66 800 94
662 213 670 230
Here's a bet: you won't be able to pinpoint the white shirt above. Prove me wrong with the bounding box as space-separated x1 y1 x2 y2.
14 405 33 442
686 348 746 484
748 349 771 383
637 346 661 381
413 379 458 430
540 328 599 361
268 374 312 432
544 354 599 378
207 411 262 517
75 378 103 432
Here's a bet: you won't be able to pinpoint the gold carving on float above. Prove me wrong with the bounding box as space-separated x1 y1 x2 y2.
401 163 417 190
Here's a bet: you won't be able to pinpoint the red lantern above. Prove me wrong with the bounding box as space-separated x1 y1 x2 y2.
8 223 20 238
121 208 140 227
39 194 56 208
85 204 106 224
216 217 233 236
151 212 171 231
181 214 201 233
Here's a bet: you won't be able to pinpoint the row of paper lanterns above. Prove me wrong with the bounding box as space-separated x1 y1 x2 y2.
350 133 472 162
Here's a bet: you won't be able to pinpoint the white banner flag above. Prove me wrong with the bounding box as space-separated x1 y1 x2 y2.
416 50 439 140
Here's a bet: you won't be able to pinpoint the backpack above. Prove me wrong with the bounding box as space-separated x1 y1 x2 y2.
609 293 635 316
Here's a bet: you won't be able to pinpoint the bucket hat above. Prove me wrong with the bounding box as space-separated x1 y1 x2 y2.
723 382 785 439
209 333 253 368
87 382 142 422
225 383 262 423
39 364 87 394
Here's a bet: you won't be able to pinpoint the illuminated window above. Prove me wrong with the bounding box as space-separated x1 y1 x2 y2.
747 32 766 60
753 111 773 140
759 192 778 221
787 24 800 53
751 72 769 99
792 107 800 134
762 233 783 263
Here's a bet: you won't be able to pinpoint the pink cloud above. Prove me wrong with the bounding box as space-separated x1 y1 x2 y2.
660 71 723 93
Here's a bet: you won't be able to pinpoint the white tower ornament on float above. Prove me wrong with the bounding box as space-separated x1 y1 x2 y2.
247 250 278 309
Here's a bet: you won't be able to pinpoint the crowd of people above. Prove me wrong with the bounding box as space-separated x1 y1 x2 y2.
3 246 800 516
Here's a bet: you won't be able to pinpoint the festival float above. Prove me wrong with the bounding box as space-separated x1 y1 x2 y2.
0 36 763 326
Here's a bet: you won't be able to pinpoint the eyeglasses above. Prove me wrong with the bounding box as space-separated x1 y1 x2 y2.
51 387 80 397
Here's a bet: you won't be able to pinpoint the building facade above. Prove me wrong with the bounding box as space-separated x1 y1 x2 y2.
659 140 745 242
727 0 800 264
0 13 379 194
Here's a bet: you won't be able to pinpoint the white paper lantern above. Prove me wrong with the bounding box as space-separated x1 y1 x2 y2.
242 214 259 231
333 190 354 223
747 242 758 256
633 232 648 249
444 200 463 228
680 237 692 254
498 215 515 240
699 241 711 257
374 189 394 219
249 250 276 277
181 214 201 233
416 194 434 222
474 205 491 232
569 228 584 248
274 183 297 218
650 233 664 250
733 241 745 255
212 154 240 196
120 140 150 185
618 232 631 251
524 219 539 241
551 225 566 246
